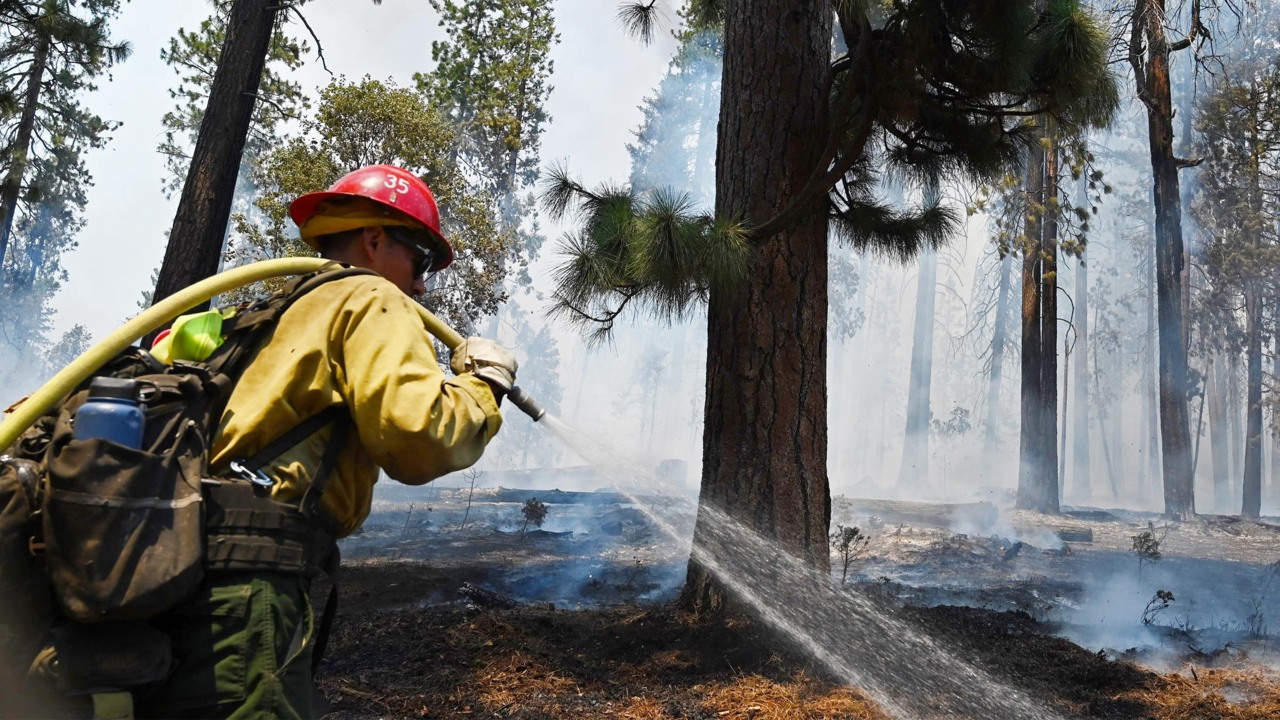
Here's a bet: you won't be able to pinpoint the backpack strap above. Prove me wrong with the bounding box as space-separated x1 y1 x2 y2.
205 264 380 383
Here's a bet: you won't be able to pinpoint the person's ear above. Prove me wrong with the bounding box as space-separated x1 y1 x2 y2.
360 226 381 258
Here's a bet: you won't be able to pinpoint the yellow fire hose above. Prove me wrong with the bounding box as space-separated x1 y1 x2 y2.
0 257 544 451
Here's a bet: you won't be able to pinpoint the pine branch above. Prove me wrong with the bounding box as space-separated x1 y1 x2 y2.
616 2 662 46
288 6 331 76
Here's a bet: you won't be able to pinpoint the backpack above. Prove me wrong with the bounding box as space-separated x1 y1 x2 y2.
0 265 372 703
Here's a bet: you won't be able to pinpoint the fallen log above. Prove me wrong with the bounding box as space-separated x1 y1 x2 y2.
460 582 522 609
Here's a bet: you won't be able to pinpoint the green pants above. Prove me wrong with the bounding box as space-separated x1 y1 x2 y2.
136 573 315 720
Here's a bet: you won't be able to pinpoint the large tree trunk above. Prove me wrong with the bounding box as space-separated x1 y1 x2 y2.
898 242 937 494
1142 242 1162 503
1242 288 1263 518
1071 183 1090 502
151 0 279 308
1133 0 1195 519
681 0 831 614
0 35 49 283
1017 131 1059 514
1272 329 1280 505
1229 353 1242 493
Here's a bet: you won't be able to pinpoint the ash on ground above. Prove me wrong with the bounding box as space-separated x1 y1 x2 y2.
342 479 1280 668
339 482 693 609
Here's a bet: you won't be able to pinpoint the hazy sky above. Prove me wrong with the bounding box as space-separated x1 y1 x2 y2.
55 0 678 339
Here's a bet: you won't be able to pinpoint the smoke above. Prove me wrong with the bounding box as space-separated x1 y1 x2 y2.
947 503 1066 551
0 222 95 412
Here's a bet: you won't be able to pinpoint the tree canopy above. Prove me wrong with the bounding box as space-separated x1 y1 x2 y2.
232 77 516 332
157 0 310 198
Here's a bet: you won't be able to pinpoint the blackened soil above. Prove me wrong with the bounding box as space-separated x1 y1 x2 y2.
318 563 1279 720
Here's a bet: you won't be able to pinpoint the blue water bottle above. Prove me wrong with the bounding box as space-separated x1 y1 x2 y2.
73 377 145 449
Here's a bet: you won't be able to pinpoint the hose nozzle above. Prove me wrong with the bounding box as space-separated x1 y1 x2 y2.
506 385 546 422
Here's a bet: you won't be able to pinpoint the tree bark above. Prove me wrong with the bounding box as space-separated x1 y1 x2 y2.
151 0 279 309
681 0 831 614
1143 241 1162 502
1242 287 1263 518
1071 183 1091 502
1017 129 1059 514
1133 0 1195 519
1272 328 1280 503
0 34 49 283
1229 353 1242 490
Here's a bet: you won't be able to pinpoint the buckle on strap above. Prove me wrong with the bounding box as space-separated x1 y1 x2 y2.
229 460 274 494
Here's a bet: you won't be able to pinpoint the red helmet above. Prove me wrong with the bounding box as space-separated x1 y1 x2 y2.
288 164 455 271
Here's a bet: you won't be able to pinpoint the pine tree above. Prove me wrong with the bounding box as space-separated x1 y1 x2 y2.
1189 35 1280 518
0 0 129 288
157 0 310 199
232 78 517 332
1126 0 1243 519
552 0 1118 611
150 0 383 315
416 0 556 265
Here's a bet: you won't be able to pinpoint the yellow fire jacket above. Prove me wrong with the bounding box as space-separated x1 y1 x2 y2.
209 273 502 537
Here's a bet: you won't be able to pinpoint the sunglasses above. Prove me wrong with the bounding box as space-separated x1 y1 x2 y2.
385 226 437 278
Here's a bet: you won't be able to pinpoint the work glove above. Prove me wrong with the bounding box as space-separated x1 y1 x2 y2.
450 337 518 395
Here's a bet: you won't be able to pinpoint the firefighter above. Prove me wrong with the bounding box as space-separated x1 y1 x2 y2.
136 164 517 718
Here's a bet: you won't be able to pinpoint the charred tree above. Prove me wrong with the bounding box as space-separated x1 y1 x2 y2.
681 0 832 614
1129 0 1196 519
1018 128 1059 514
151 0 279 308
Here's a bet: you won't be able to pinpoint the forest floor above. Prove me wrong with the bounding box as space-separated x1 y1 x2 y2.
317 487 1280 719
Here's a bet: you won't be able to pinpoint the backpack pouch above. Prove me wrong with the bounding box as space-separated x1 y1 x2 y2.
0 456 52 698
44 422 205 623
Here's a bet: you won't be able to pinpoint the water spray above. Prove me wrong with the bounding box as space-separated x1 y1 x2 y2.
0 257 546 450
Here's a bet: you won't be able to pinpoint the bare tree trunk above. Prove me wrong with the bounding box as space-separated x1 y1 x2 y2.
0 35 49 283
1243 288 1263 518
1060 340 1070 498
151 0 279 310
1071 186 1091 502
682 0 831 614
1132 0 1195 519
1143 243 1162 503
1018 128 1059 514
898 239 938 494
1272 329 1280 505
1229 353 1243 495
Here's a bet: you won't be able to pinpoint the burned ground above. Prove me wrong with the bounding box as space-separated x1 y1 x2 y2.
316 489 1280 719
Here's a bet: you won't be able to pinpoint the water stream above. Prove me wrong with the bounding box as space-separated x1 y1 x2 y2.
537 413 1071 720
